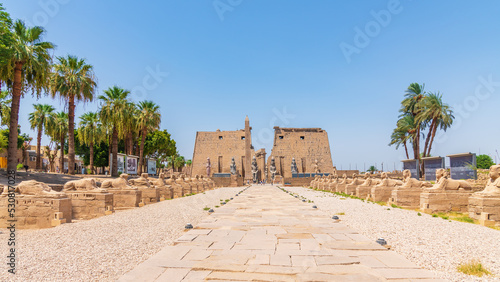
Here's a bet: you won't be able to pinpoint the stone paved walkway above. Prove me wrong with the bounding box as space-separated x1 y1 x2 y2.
119 185 445 281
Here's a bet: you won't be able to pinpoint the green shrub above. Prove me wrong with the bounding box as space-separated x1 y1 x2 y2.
457 260 491 277
432 214 438 217
16 163 23 170
417 212 422 216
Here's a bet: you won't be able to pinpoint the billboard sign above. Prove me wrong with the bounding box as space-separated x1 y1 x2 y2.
448 153 477 180
147 159 156 175
402 159 419 179
422 157 445 181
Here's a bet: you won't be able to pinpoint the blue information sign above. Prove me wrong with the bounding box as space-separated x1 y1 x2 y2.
423 157 445 181
402 159 419 179
448 153 477 180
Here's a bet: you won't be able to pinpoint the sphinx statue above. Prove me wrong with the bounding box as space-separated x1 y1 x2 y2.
151 172 173 200
0 180 71 229
376 172 403 187
356 172 380 198
369 172 403 202
421 169 473 213
335 174 349 193
310 175 319 188
130 173 160 204
469 165 500 226
475 165 500 196
425 169 472 191
165 175 183 198
101 174 135 190
400 169 432 188
327 174 339 192
345 173 364 195
63 178 107 193
12 180 64 197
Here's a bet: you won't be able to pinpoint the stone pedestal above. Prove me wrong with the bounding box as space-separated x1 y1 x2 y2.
389 188 422 209
0 195 72 229
370 186 395 203
230 175 238 187
66 192 114 220
182 185 192 196
335 184 346 193
108 189 142 208
138 188 160 204
172 185 183 198
344 184 358 196
328 183 337 192
420 190 472 213
156 186 173 200
468 195 500 226
356 186 372 199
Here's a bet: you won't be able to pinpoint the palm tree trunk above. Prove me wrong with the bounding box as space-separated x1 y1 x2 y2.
138 129 146 174
67 96 75 174
403 140 409 159
427 122 439 157
111 127 118 177
128 131 133 155
422 119 436 158
36 127 42 169
60 137 65 173
89 141 94 174
7 63 23 172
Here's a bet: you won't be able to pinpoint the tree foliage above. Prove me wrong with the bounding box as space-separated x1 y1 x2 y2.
477 154 495 170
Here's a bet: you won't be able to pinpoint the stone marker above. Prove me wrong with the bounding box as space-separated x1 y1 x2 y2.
420 169 472 213
130 173 160 204
389 169 431 209
369 172 403 202
63 178 114 220
101 173 142 208
0 180 71 228
469 165 500 227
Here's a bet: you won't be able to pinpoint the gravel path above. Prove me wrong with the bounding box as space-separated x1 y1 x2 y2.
0 187 241 281
285 186 500 282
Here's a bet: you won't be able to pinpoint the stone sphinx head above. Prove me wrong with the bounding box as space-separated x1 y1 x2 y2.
352 173 357 179
158 172 165 179
140 173 149 179
403 169 411 180
364 172 371 179
381 172 388 179
435 169 447 181
120 173 129 180
489 165 500 180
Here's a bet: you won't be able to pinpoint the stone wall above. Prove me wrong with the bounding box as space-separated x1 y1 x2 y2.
191 129 254 178
268 127 334 179
211 176 244 187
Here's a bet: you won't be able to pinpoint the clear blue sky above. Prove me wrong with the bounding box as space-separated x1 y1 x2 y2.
4 0 500 170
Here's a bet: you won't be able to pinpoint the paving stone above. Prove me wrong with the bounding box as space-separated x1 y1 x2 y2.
118 185 439 281
270 254 292 266
155 268 190 282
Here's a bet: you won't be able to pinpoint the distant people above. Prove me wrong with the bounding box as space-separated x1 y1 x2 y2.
24 164 29 172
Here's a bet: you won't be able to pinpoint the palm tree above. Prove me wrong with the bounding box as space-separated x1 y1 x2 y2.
400 83 426 160
174 156 185 172
5 20 54 172
99 86 130 177
389 114 415 159
28 103 55 169
78 112 102 174
0 90 11 126
123 101 138 155
416 92 454 157
136 101 161 174
50 55 96 174
367 165 377 174
47 111 68 173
